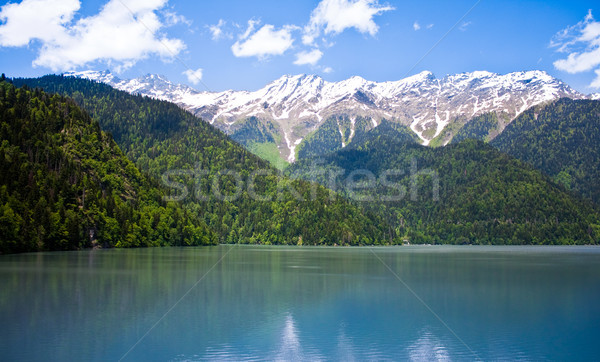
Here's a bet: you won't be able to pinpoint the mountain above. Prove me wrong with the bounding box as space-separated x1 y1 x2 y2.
287 125 600 245
491 98 600 204
10 74 600 246
66 70 585 163
450 112 503 144
13 75 387 246
0 79 216 254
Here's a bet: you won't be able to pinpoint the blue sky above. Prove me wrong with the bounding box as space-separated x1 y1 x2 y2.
0 0 598 93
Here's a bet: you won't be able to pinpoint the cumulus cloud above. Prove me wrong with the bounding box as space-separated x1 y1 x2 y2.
182 68 203 85
0 0 79 47
228 0 393 65
302 0 394 45
322 66 333 73
294 49 323 65
552 10 600 88
163 10 191 27
0 0 186 72
208 19 230 41
231 21 296 59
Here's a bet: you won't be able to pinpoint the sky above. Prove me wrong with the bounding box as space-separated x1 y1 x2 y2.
0 0 599 94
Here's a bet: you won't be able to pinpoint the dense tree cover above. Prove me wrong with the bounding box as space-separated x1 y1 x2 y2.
13 75 600 248
13 75 386 247
348 119 419 147
451 112 500 144
288 125 600 245
296 117 344 160
296 116 375 160
491 98 600 204
0 80 216 254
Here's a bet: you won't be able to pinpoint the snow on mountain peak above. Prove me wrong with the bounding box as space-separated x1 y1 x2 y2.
469 70 495 78
65 70 118 84
66 69 585 160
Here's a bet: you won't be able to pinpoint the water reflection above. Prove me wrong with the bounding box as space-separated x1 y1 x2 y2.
273 314 311 361
407 329 450 361
1 246 600 361
335 326 357 362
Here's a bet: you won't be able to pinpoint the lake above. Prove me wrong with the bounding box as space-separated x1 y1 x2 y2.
1 245 600 361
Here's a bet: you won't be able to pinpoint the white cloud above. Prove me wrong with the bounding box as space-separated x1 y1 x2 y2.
240 19 260 40
183 68 203 85
303 0 394 45
322 66 333 73
163 10 191 27
551 10 598 53
0 0 186 72
555 47 600 73
208 19 230 41
592 69 600 88
294 49 323 65
459 21 472 32
552 10 600 88
413 21 433 31
231 22 296 59
0 0 79 47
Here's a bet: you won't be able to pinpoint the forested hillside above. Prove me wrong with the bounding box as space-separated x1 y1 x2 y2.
10 76 599 248
296 117 418 160
451 112 502 144
288 125 600 245
492 98 600 204
0 79 216 254
13 75 386 246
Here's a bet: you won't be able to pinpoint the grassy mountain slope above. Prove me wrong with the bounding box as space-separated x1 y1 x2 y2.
13 75 386 246
0 80 216 254
288 125 600 245
230 117 288 169
491 98 600 204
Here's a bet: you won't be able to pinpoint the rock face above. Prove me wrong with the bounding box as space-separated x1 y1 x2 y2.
66 70 587 162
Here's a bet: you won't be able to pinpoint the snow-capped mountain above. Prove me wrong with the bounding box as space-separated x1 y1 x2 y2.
65 70 586 162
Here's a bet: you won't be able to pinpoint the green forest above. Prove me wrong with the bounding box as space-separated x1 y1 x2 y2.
491 98 600 204
5 75 386 253
0 79 216 253
296 116 376 160
2 74 600 253
288 121 600 245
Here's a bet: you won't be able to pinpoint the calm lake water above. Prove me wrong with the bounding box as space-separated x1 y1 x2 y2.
1 245 600 361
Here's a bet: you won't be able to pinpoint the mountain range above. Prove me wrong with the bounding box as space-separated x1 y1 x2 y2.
4 73 600 251
66 70 595 164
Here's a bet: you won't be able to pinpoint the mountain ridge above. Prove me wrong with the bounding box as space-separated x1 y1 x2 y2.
287 127 600 245
66 69 590 162
13 74 388 247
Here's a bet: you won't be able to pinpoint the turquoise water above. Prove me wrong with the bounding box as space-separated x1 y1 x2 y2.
1 245 600 361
